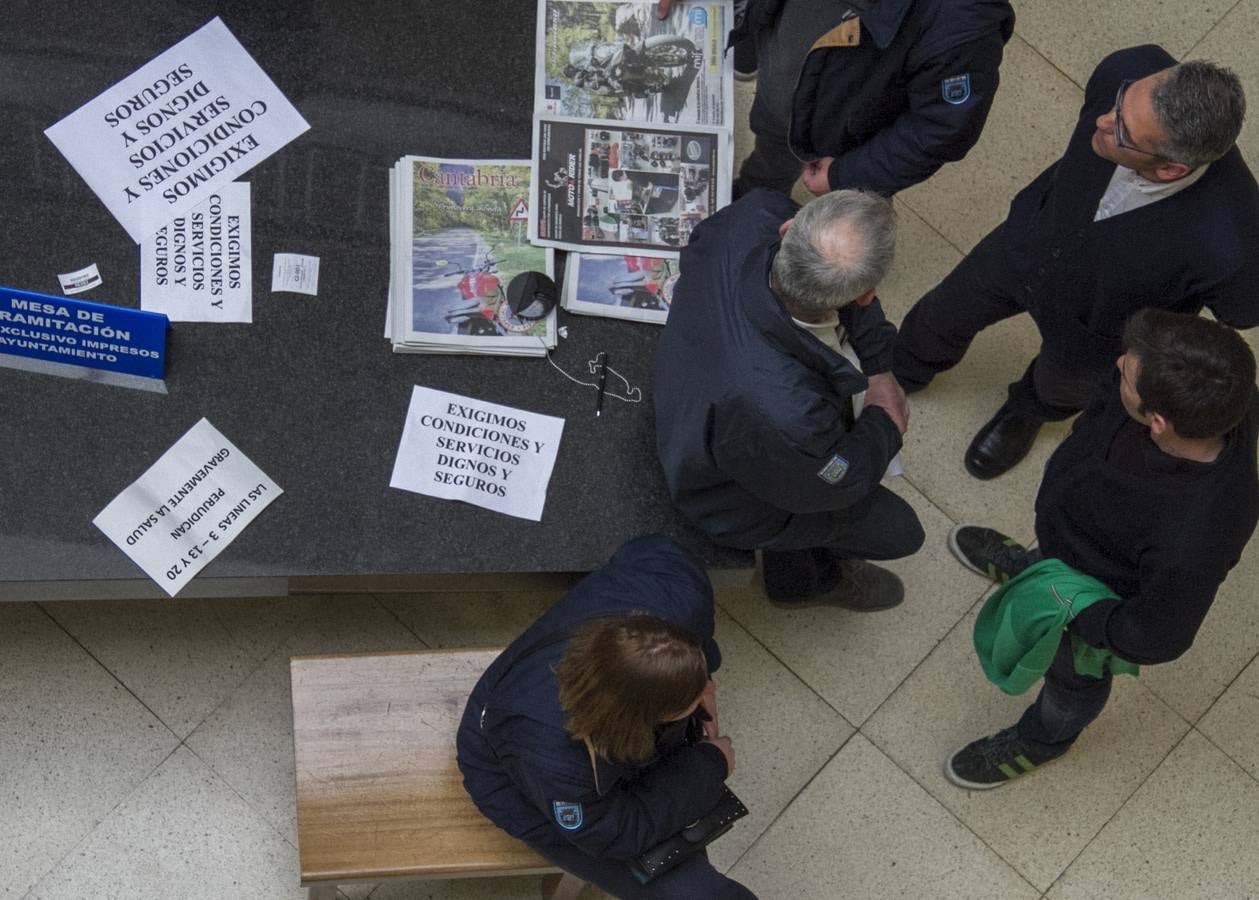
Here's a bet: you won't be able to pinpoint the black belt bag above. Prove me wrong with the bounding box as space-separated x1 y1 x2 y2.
626 786 749 884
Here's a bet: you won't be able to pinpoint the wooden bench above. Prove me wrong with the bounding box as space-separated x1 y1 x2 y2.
290 648 587 900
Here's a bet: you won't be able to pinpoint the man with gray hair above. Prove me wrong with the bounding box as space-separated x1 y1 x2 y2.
893 45 1259 480
655 188 924 609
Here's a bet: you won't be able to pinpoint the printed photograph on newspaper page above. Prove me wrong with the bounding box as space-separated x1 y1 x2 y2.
561 252 677 324
530 116 730 255
535 1 731 127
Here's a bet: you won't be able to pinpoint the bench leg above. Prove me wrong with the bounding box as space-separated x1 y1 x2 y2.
541 871 586 900
306 884 338 900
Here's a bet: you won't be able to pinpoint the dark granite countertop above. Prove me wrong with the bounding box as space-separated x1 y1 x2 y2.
0 0 750 582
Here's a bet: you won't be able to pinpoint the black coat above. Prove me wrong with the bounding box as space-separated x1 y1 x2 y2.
1039 373 1259 665
735 0 1014 195
998 45 1259 373
654 189 902 548
455 536 728 859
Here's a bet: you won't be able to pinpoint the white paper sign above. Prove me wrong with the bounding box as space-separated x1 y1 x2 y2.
390 387 565 521
271 253 319 295
141 182 252 321
57 263 103 295
93 418 282 596
45 17 309 244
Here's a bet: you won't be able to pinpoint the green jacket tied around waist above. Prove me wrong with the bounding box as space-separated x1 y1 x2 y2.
974 558 1139 695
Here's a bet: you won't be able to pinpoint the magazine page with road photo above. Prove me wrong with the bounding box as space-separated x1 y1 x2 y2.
561 253 677 324
387 157 555 356
529 116 729 255
536 0 731 128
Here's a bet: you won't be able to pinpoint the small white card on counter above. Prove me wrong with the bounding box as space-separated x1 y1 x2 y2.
390 386 565 522
57 264 103 295
141 182 252 322
93 418 282 596
271 253 319 295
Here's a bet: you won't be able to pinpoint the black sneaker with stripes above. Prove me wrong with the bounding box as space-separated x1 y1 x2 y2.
945 725 1067 789
947 524 1033 583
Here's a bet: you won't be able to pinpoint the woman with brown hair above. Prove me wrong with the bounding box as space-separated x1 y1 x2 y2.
457 536 755 899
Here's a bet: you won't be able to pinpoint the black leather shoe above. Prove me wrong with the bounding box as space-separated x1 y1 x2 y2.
964 402 1043 479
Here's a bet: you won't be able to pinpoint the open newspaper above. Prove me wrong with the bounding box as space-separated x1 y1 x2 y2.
532 1 734 322
387 157 556 356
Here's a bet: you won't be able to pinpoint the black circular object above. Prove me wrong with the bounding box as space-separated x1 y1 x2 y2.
507 271 559 320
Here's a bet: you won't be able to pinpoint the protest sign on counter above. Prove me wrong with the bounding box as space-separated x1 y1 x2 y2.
45 17 309 243
141 182 252 322
94 418 283 596
390 387 565 521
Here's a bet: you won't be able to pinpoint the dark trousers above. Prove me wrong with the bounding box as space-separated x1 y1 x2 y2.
735 132 802 198
1017 634 1112 751
761 484 925 599
531 841 757 899
892 228 1107 422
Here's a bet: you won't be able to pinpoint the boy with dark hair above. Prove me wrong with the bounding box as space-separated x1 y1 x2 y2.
944 309 1258 789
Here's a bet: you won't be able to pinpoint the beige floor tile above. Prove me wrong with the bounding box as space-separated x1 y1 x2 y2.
706 608 854 872
1047 730 1259 900
1016 0 1235 89
1198 653 1259 780
864 603 1190 892
897 35 1083 253
718 479 991 726
1139 537 1259 722
877 201 964 324
729 734 1039 899
0 604 178 900
26 746 302 900
1187 0 1259 170
380 590 562 648
43 594 309 738
185 594 427 845
896 310 1068 543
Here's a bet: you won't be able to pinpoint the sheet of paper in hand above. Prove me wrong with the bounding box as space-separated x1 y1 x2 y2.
45 17 309 243
93 418 283 596
390 387 565 521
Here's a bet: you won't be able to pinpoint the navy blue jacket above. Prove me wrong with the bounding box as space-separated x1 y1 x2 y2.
654 189 902 548
455 536 729 860
736 0 1014 195
997 45 1259 371
1037 373 1259 665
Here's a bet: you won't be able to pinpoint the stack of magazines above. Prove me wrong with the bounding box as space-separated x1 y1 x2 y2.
386 156 556 356
530 0 735 325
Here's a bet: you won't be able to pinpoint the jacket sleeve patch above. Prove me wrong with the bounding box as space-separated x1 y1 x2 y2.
941 73 972 104
817 454 850 484
552 800 584 830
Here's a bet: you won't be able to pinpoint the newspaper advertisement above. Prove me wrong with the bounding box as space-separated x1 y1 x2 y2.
536 1 732 127
530 116 729 255
561 252 677 324
388 157 556 355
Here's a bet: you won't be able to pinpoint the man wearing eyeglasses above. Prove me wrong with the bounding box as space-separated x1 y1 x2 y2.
891 45 1259 479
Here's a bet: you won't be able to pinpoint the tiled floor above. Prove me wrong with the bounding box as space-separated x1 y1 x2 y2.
6 3 1259 898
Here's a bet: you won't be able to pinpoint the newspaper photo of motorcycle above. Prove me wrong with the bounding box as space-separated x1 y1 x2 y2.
538 0 731 126
562 252 678 324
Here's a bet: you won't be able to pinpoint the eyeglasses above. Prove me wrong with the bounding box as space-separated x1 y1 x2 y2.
1113 80 1170 160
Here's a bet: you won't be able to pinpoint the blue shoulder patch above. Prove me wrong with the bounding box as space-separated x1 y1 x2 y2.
553 800 584 831
941 73 972 105
817 454 849 485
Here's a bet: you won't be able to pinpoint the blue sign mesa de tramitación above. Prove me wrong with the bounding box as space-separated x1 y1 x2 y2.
0 284 169 382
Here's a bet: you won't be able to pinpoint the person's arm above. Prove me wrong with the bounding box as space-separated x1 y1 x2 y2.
838 296 896 374
824 36 1006 196
1198 275 1259 331
510 741 730 860
1067 550 1233 665
712 395 902 513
